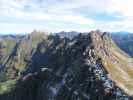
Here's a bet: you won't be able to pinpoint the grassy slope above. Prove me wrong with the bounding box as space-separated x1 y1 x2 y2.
91 32 133 96
105 44 133 95
0 38 17 64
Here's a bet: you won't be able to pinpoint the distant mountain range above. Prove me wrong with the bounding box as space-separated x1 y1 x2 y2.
111 33 133 57
54 31 80 39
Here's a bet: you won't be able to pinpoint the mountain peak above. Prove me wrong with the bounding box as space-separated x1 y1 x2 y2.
89 31 133 96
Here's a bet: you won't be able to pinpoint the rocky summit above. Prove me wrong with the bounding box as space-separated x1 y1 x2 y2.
0 31 132 100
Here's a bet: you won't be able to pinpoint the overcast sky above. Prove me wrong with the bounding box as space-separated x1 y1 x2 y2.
0 0 133 33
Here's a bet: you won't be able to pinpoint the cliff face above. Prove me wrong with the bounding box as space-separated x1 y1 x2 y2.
0 31 133 100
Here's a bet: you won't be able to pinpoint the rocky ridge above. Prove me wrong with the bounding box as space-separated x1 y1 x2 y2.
0 31 132 100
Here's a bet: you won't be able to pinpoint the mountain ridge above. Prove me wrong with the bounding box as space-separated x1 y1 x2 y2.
0 31 132 100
